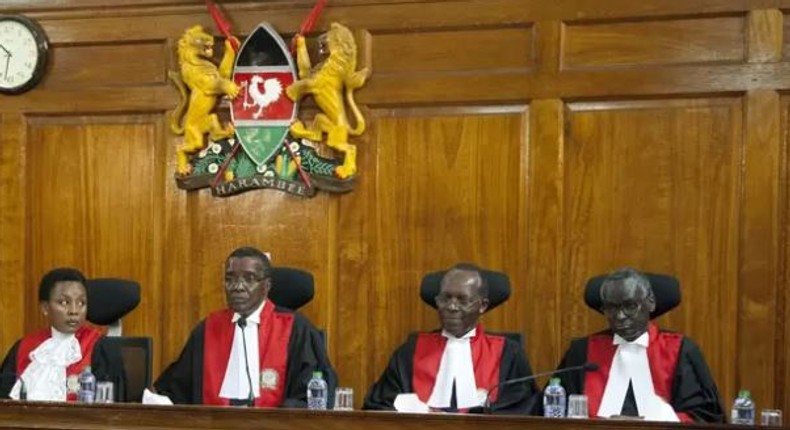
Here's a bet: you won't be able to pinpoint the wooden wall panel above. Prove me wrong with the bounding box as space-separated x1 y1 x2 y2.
0 0 788 415
365 108 528 377
45 43 167 87
562 16 746 69
24 116 165 366
562 98 742 405
372 26 534 74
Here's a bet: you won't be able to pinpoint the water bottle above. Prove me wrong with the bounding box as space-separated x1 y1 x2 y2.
543 377 567 418
78 367 96 403
307 370 327 410
731 389 755 425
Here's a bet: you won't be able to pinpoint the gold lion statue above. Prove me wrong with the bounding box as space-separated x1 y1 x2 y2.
169 25 240 176
286 23 369 179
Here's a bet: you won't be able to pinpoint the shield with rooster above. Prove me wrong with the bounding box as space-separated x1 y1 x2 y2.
230 23 297 166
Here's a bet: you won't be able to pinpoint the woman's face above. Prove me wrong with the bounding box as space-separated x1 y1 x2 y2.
41 281 87 334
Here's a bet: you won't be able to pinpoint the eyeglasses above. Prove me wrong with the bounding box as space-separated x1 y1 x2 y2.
434 294 481 309
601 301 641 317
224 273 266 289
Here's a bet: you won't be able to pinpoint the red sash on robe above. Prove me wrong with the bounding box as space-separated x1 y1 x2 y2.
585 323 692 422
202 303 294 407
412 324 504 411
16 325 103 402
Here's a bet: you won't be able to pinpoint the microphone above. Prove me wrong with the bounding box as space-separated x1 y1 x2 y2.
483 362 599 413
237 317 255 407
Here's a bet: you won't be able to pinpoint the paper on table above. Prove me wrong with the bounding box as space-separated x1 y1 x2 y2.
394 393 430 413
142 388 174 405
643 395 680 422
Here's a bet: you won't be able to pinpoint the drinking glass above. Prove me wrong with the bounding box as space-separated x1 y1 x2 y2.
333 387 353 411
95 381 114 403
567 394 589 419
761 409 782 426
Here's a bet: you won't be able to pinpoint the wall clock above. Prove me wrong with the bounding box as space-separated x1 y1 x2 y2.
0 15 49 95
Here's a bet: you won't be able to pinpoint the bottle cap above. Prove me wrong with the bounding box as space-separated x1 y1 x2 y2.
549 378 561 386
312 370 323 379
738 390 751 399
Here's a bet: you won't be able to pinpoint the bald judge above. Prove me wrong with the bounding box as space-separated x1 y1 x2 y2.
553 268 724 422
364 264 539 414
152 247 336 407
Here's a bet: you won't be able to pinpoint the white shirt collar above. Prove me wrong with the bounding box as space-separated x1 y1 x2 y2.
599 329 678 421
220 301 265 400
613 331 649 347
427 327 479 409
441 327 476 341
9 326 82 401
231 299 266 325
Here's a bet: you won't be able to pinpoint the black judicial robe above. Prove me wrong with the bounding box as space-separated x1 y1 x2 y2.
154 305 336 407
0 326 127 402
554 324 724 423
363 327 540 414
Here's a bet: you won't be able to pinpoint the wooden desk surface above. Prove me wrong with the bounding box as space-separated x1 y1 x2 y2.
0 401 749 430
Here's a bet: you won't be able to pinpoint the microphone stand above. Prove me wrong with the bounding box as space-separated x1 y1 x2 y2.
483 362 598 414
238 317 255 407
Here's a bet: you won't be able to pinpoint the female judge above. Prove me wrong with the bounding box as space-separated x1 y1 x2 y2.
0 268 126 401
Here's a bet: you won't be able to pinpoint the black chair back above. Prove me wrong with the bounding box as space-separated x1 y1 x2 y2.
268 267 314 310
85 278 141 325
102 336 152 403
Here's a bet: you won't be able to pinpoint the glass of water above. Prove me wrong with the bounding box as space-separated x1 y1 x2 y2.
95 381 114 403
761 409 782 426
567 394 589 418
333 387 353 411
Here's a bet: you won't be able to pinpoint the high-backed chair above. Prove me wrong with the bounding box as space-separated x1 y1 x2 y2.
268 266 326 346
86 278 150 403
419 267 524 348
268 267 314 310
583 272 681 318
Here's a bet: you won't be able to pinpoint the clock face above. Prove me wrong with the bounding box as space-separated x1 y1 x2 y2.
0 16 48 94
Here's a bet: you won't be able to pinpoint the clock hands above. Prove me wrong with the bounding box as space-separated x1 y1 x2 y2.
0 43 10 79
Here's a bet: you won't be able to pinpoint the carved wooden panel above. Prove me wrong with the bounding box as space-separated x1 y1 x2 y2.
562 98 743 405
372 26 534 74
562 17 746 69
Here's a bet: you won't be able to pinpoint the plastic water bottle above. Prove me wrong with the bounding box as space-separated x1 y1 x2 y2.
78 367 96 403
731 389 755 425
543 377 567 418
307 370 327 410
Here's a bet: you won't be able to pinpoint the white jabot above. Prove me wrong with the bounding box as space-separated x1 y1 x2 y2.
597 332 680 422
10 327 82 401
427 328 479 409
219 300 265 400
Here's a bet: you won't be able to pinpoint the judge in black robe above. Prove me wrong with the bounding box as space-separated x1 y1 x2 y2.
555 268 724 422
0 267 126 402
154 305 335 407
0 333 126 402
153 247 336 407
363 328 539 414
364 264 540 414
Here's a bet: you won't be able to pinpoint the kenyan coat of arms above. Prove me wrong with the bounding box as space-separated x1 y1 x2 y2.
168 7 368 198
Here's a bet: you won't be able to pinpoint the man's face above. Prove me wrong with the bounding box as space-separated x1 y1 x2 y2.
435 269 489 338
225 256 270 317
42 281 87 334
601 280 655 341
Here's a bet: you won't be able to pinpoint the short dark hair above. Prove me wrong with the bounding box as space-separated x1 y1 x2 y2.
447 263 489 299
227 246 272 277
38 267 87 302
600 267 653 301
